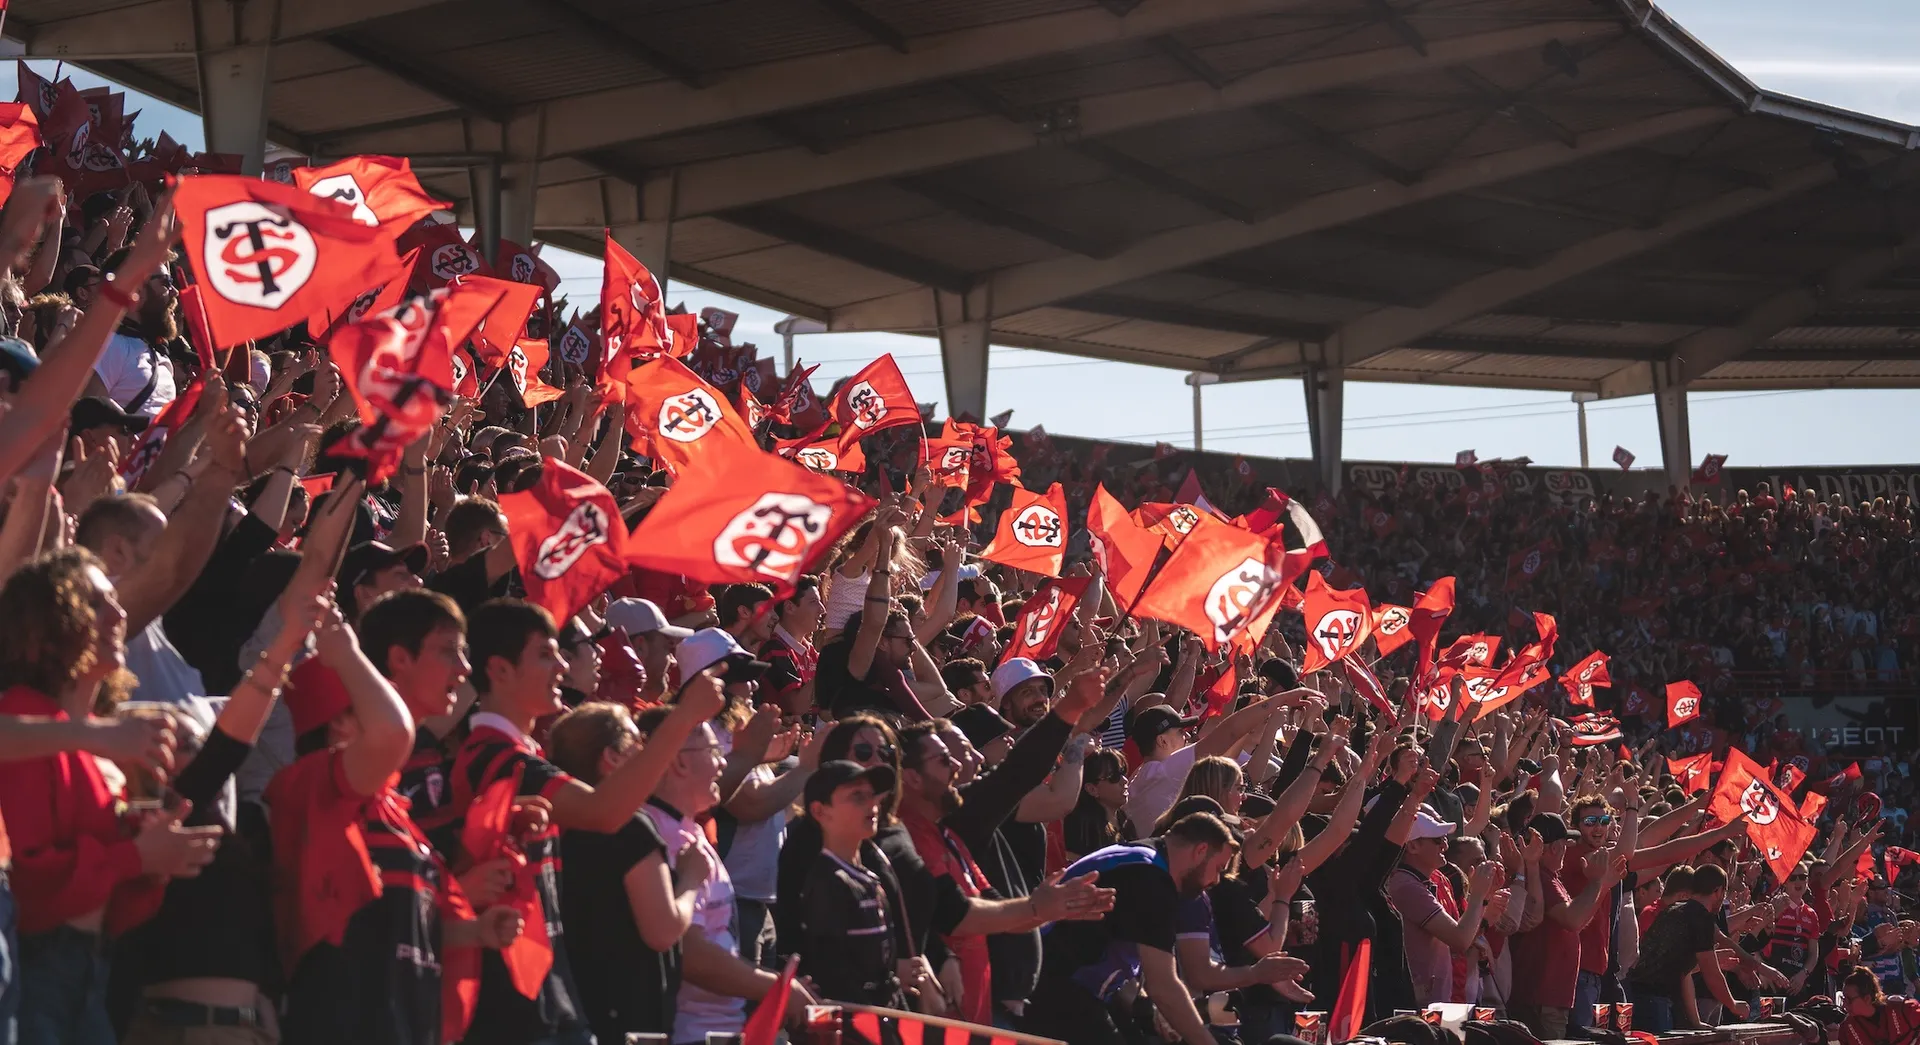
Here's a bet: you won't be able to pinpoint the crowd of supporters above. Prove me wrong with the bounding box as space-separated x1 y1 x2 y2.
3 69 1920 1045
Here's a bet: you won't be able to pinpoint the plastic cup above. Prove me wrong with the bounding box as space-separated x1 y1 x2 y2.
1592 1003 1616 1031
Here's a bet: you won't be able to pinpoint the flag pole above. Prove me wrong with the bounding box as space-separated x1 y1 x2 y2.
830 1001 1065 1045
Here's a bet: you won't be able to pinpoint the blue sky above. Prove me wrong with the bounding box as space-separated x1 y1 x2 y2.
14 0 1919 467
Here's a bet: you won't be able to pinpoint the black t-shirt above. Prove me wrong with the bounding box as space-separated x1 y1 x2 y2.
798 848 904 1008
1211 870 1279 1008
1629 898 1719 998
815 639 918 719
1036 848 1180 1002
560 814 679 1040
169 513 280 693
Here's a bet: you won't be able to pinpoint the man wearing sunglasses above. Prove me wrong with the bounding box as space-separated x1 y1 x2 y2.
84 246 182 420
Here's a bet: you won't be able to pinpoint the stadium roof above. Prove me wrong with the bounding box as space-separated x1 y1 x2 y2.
10 0 1920 427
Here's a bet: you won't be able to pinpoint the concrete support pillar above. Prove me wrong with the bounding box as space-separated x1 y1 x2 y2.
1302 365 1345 494
934 286 992 422
195 0 276 175
1652 362 1692 491
469 160 502 269
611 173 678 289
497 110 545 249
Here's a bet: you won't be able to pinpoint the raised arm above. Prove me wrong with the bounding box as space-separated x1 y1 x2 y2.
914 540 963 644
547 674 726 833
116 397 249 633
846 512 898 678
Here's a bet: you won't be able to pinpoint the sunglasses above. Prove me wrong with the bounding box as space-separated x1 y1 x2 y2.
851 742 896 764
1580 814 1614 827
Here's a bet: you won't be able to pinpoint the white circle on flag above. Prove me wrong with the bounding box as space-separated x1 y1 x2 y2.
304 173 378 225
1311 609 1362 661
1204 557 1278 646
203 201 318 309
657 388 723 443
1010 505 1063 548
713 493 834 581
534 502 611 579
1740 780 1779 825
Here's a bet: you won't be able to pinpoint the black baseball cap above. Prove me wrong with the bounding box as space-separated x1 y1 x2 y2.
1529 813 1575 845
803 759 896 809
70 395 148 433
0 336 38 386
1129 704 1199 752
338 541 429 590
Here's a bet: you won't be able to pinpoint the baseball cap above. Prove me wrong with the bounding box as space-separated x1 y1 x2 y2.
70 395 148 433
1529 813 1575 845
990 657 1053 702
285 659 352 737
950 704 1015 750
338 541 429 590
605 598 694 641
1129 704 1199 753
0 336 38 386
1408 805 1456 840
675 628 770 683
804 759 896 809
1258 658 1299 691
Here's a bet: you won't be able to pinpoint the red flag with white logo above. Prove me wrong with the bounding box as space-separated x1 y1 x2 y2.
326 286 495 482
1612 445 1635 470
1133 514 1286 654
462 277 545 368
504 338 564 409
623 356 761 477
1568 713 1624 746
1001 575 1092 665
1371 605 1413 656
1691 453 1727 486
1410 578 1455 679
1558 651 1612 708
292 155 445 231
1301 571 1371 673
1708 748 1815 884
920 436 973 490
1666 680 1703 727
978 482 1068 578
770 362 827 432
1505 538 1552 590
502 457 633 625
783 435 865 475
496 238 561 294
832 355 919 452
627 439 875 592
1088 482 1162 614
599 230 668 388
1668 752 1713 795
306 246 425 339
944 419 1020 506
177 173 407 349
0 102 40 210
396 220 491 287
118 379 203 489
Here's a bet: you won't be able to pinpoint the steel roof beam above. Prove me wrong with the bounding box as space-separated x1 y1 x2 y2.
522 0 709 87
1222 161 1839 377
1059 293 1331 340
895 177 1122 257
828 105 1732 331
1068 140 1260 223
1256 106 1421 185
7 0 454 58
324 35 510 124
720 206 974 293
811 0 910 54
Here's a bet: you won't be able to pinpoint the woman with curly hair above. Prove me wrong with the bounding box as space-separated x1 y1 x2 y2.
0 548 222 1045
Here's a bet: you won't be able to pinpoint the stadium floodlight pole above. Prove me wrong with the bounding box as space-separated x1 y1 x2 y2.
1572 391 1599 468
1186 372 1220 452
773 316 829 376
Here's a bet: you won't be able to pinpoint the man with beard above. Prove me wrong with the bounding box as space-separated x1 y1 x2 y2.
85 247 180 419
894 721 1116 1024
1024 813 1240 1045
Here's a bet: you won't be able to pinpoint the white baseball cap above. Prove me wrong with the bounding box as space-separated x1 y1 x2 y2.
605 598 694 641
1408 806 1457 841
990 657 1053 702
676 628 770 683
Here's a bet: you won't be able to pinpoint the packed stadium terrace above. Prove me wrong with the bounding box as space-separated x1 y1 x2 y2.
6 57 1920 1045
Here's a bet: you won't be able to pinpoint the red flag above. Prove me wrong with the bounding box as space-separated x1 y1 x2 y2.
502 458 633 625
1691 453 1727 485
665 313 699 359
395 220 491 287
1885 847 1920 886
785 435 866 476
735 382 769 431
458 767 552 999
555 318 594 368
306 246 422 339
1558 651 1612 707
740 955 798 1045
1088 483 1162 614
920 436 972 490
118 379 203 488
326 288 488 482
599 230 668 385
495 239 561 294
177 173 406 349
1175 469 1223 519
1816 761 1863 794
978 482 1068 578
626 441 875 592
623 356 762 477
1198 660 1237 721
0 102 40 210
1301 571 1371 673
16 64 57 120
770 362 826 431
176 284 216 371
1341 658 1395 718
1135 501 1202 551
832 355 919 451
461 276 545 367
1666 681 1703 727
1415 668 1458 722
1330 938 1371 1044
292 155 445 231
1613 445 1635 470
1709 749 1817 883
1505 538 1552 590
1133 514 1285 653
43 80 127 200
944 419 1021 506
1410 578 1456 679
1438 634 1501 670
1239 488 1329 587
1668 752 1713 795
1799 791 1828 822
1371 605 1413 656
1568 713 1624 746
1001 576 1092 665
506 338 564 408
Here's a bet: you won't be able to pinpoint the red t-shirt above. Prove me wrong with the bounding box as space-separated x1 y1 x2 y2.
1562 843 1613 975
1509 869 1581 1007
